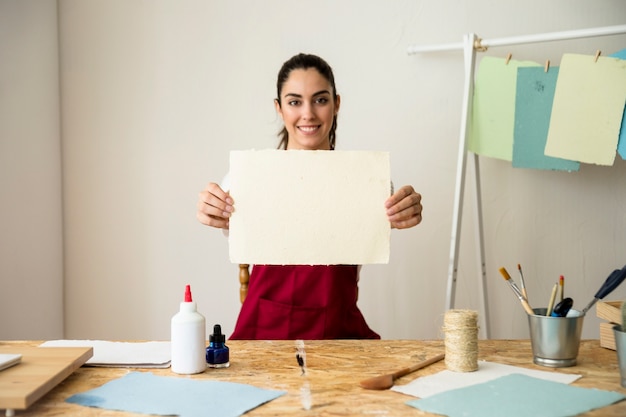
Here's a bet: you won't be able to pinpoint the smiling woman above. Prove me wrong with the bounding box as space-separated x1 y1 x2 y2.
196 53 423 340
274 53 341 151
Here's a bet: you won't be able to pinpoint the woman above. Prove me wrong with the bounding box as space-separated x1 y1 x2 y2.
197 53 422 339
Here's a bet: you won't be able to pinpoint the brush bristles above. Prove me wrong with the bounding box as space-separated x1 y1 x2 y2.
499 267 512 280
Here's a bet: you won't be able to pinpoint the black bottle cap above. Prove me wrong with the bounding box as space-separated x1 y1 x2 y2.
210 324 226 343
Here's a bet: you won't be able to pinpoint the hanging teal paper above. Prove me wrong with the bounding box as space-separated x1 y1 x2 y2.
469 56 541 161
513 67 579 171
544 53 626 166
610 48 626 160
66 372 286 417
406 373 625 417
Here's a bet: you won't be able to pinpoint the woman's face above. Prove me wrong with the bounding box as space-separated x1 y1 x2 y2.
275 68 340 150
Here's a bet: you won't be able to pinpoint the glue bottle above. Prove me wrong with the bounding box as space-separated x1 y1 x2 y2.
171 284 206 374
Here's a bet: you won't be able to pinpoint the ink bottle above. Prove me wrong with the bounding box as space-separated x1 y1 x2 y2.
206 324 230 368
171 285 207 374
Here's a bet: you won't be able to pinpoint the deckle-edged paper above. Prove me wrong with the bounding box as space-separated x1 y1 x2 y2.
512 66 580 171
66 371 285 417
544 53 626 165
40 340 171 368
468 56 541 161
228 150 391 265
391 360 580 398
406 373 625 417
610 48 626 160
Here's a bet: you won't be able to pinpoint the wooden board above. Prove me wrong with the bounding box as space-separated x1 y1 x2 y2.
597 301 623 325
600 321 618 350
0 346 92 410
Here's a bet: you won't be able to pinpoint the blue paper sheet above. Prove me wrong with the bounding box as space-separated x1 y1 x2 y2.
610 48 626 160
406 373 625 417
66 372 286 417
512 67 580 171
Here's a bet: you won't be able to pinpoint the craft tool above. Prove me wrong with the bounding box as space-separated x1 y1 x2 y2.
359 353 445 390
295 339 307 376
300 381 312 410
546 283 558 316
498 267 534 315
550 297 573 317
581 265 626 315
559 275 564 301
517 264 528 301
499 267 525 298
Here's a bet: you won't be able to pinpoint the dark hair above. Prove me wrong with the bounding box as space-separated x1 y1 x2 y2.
275 53 338 150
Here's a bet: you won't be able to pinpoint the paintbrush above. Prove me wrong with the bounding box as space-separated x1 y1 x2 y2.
517 263 528 301
499 267 534 315
359 353 445 390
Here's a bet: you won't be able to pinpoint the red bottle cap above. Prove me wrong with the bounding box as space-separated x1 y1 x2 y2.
184 285 192 302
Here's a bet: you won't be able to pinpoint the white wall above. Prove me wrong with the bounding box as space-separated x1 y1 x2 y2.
3 0 626 341
0 0 63 339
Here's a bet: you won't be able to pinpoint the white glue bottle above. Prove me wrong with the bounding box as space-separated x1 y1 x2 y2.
171 284 206 374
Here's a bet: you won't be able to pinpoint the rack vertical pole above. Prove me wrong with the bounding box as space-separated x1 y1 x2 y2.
445 33 490 338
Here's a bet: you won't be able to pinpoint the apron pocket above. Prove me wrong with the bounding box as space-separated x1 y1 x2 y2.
257 298 327 339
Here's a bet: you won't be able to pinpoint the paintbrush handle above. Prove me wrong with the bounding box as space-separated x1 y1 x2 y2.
391 353 445 380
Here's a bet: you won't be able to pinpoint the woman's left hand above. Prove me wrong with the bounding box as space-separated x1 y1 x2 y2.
385 185 422 229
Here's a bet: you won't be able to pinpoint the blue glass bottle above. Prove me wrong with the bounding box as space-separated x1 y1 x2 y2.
206 324 230 368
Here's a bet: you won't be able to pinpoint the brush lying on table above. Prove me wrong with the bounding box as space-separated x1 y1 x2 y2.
359 353 445 390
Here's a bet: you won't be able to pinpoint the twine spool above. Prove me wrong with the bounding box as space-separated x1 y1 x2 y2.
442 309 479 372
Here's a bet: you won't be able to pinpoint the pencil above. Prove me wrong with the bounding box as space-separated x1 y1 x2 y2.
517 263 528 301
559 275 564 301
546 283 558 316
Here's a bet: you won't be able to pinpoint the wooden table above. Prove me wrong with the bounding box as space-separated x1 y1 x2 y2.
2 339 625 416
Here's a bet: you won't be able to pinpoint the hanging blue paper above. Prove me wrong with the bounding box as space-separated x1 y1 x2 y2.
512 67 580 171
610 48 626 160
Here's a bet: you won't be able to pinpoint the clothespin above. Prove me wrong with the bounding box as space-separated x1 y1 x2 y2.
473 37 488 52
544 59 550 73
505 53 512 65
594 50 602 63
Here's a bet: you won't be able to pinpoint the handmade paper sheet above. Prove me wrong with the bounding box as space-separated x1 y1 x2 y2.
41 340 171 368
406 373 625 417
512 67 580 171
544 53 626 165
228 150 390 265
610 48 626 160
67 372 285 417
469 56 541 161
392 360 580 398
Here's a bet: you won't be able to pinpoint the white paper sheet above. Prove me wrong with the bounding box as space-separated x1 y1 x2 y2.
391 360 581 398
40 340 171 368
228 150 391 265
0 353 21 371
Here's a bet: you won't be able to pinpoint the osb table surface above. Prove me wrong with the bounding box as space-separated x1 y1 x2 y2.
2 339 625 416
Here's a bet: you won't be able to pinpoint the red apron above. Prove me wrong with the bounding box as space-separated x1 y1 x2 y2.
230 265 380 340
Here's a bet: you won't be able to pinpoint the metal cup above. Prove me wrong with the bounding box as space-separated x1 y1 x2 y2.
527 308 584 367
612 325 626 387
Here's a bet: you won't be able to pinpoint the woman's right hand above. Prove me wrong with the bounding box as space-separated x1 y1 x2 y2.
196 182 234 229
